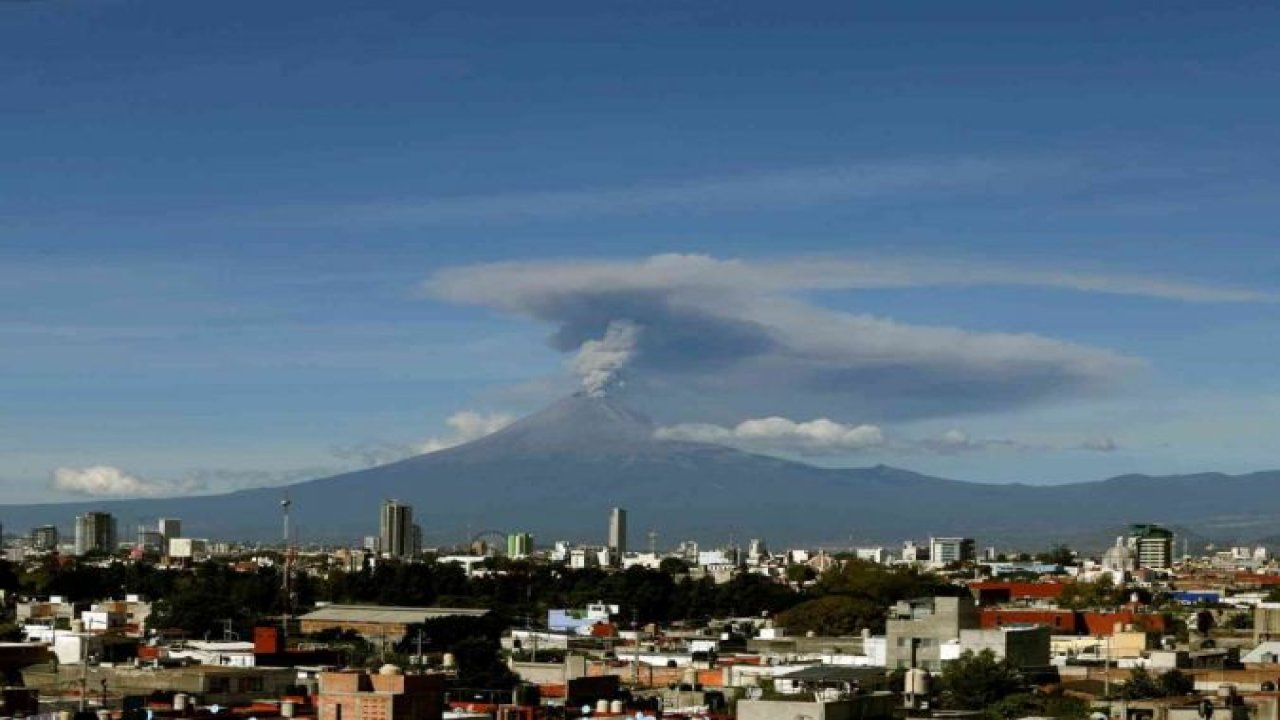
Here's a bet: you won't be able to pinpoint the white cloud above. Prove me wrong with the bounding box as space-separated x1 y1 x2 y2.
417 411 516 453
317 156 1048 227
657 417 885 455
919 429 1028 454
430 253 1277 306
330 409 519 466
918 429 1122 455
657 419 1121 458
51 465 196 498
330 410 518 466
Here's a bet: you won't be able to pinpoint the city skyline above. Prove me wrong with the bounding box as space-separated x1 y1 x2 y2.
3 2 1279 503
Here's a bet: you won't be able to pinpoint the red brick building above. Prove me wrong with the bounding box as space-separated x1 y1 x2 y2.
317 668 444 720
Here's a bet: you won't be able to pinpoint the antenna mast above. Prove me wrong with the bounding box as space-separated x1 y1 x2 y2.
281 492 293 649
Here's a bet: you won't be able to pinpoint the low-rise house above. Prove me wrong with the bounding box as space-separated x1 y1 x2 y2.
885 596 980 671
959 625 1051 668
317 667 445 720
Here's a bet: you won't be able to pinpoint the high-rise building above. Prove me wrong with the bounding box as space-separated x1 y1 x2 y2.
506 532 533 559
379 499 414 559
158 518 182 541
1128 524 1174 569
74 512 117 555
135 528 165 552
928 537 976 568
902 540 928 563
608 507 627 562
30 525 59 552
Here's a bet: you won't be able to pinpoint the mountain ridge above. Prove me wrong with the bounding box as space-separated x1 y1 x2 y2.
5 394 1279 549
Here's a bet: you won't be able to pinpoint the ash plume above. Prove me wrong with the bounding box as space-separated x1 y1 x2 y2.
571 319 640 397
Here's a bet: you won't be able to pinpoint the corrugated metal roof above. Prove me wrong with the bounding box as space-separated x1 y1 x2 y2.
300 605 489 624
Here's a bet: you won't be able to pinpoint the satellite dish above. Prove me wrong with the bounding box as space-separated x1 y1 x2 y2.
582 705 592 716
211 705 221 715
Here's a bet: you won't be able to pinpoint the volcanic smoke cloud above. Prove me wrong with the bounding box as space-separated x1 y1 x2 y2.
571 319 640 397
426 254 1159 422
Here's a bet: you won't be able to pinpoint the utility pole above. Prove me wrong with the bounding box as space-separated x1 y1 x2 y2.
1101 633 1112 719
631 608 640 687
78 630 88 712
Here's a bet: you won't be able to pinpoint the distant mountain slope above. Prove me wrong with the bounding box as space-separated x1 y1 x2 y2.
5 395 1280 548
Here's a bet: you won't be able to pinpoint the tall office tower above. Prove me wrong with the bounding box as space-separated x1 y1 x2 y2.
928 537 976 568
379 499 414 559
74 512 117 555
608 507 627 562
30 525 59 552
506 532 534 559
158 518 182 541
1128 524 1175 569
135 527 164 551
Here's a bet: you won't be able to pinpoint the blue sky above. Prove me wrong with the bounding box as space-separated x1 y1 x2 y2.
2 1 1278 502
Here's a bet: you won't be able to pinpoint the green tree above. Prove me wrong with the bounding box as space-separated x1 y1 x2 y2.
785 564 817 584
397 615 515 690
148 562 282 637
776 595 877 635
990 691 1090 720
1058 576 1123 610
937 650 1023 710
800 559 957 633
659 557 689 575
1120 668 1197 700
1119 668 1162 700
1157 669 1195 697
451 636 518 689
1035 544 1076 566
1223 612 1253 630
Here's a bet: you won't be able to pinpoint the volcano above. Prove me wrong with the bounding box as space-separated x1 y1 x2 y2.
6 394 1280 549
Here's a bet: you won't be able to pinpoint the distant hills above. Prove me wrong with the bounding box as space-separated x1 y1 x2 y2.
5 394 1280 550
